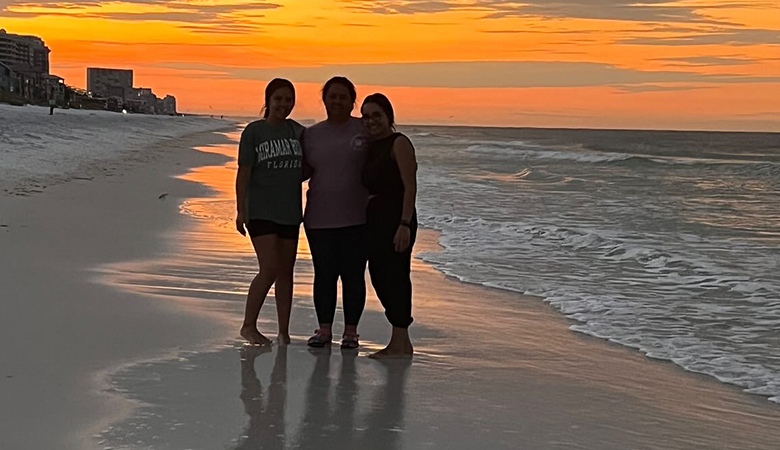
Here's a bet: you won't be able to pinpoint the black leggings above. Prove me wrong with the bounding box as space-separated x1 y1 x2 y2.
367 202 416 329
305 225 367 327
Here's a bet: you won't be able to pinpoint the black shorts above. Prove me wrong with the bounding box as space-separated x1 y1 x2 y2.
247 220 300 240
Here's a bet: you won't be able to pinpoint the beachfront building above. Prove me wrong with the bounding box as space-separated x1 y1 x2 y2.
44 74 66 103
161 95 177 115
0 29 50 101
86 67 176 115
125 87 157 113
0 61 18 93
87 67 133 98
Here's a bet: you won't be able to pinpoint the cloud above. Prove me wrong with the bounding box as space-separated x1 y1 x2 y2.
653 56 756 66
0 0 281 26
154 60 780 88
0 0 278 6
620 29 780 46
612 84 710 93
338 0 737 23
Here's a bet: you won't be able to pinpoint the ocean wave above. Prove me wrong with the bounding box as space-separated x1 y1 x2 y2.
415 209 780 405
461 141 780 172
466 143 635 163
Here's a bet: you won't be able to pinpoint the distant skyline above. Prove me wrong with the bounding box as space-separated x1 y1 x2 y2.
2 0 779 131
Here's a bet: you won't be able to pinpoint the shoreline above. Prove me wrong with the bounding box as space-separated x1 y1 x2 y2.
94 224 780 449
96 131 780 448
414 239 780 405
3 121 780 449
0 124 243 450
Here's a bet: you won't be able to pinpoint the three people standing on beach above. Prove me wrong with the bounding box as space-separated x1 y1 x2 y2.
235 77 418 358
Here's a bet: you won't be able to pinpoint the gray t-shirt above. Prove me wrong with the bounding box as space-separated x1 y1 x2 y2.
238 119 305 225
303 118 369 229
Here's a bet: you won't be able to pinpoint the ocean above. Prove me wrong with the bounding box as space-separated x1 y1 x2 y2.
408 125 780 403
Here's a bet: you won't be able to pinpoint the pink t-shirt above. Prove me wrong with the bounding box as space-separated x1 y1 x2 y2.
303 118 369 229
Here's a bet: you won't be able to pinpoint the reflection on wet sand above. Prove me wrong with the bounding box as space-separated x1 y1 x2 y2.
236 346 410 450
237 345 286 450
357 359 410 450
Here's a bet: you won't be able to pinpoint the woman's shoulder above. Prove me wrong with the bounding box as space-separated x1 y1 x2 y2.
286 118 305 129
391 133 415 151
391 132 412 144
243 119 266 132
286 119 306 137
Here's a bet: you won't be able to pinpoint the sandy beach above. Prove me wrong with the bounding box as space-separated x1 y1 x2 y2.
2 117 780 450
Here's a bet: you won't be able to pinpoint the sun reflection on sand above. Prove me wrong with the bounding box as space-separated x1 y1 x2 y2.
96 127 365 321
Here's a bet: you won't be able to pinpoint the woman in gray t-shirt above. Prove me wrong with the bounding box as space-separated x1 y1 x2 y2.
236 78 305 347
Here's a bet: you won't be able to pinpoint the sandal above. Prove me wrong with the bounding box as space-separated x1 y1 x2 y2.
341 333 360 350
307 329 332 348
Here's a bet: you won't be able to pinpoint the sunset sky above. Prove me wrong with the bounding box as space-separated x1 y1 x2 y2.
2 0 779 130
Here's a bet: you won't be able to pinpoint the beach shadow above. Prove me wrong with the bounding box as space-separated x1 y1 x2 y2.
294 349 411 450
235 345 411 450
236 345 286 450
293 347 361 449
357 359 411 450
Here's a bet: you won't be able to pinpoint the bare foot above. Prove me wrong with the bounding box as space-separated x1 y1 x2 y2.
240 325 272 346
277 333 291 346
368 345 413 360
239 344 271 362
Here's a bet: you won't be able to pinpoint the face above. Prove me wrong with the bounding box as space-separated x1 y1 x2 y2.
324 84 353 120
361 102 391 137
267 87 294 120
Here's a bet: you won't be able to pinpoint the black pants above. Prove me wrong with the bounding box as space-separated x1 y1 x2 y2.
305 224 367 326
367 200 416 329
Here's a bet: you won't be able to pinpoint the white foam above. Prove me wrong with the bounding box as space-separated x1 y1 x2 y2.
466 143 634 163
415 153 780 405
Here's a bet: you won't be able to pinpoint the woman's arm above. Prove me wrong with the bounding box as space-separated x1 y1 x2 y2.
235 164 252 235
302 154 313 181
392 135 418 252
300 128 313 181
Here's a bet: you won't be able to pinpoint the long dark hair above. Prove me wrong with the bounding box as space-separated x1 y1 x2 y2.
321 76 356 104
362 93 395 128
262 78 295 118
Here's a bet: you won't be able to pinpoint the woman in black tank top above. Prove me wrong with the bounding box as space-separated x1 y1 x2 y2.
360 93 418 359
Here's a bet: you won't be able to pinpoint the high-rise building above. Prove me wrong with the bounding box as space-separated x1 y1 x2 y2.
0 29 50 99
0 29 49 74
86 67 133 98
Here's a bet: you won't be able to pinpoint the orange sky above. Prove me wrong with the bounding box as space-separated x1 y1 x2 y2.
2 0 780 130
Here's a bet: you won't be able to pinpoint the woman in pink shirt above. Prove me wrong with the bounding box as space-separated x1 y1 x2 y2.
303 77 369 349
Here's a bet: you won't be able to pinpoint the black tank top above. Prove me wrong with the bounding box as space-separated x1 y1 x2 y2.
362 132 405 203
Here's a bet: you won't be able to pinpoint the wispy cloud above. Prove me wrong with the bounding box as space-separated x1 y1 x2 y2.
653 56 756 66
154 60 780 88
0 0 280 29
620 29 780 46
612 84 710 93
337 0 749 23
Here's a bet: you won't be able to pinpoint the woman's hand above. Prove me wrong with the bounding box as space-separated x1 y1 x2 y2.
236 211 247 236
393 225 411 252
